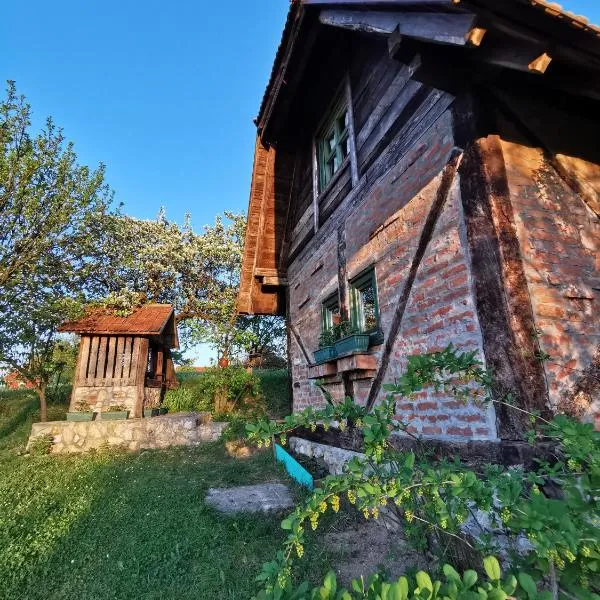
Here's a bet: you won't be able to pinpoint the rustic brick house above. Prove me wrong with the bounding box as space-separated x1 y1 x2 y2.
60 304 178 418
238 0 600 443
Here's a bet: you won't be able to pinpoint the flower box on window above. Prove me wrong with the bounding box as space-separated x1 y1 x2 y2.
334 333 370 357
314 346 337 364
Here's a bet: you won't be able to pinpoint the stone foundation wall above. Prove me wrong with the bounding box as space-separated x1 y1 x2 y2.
28 413 227 454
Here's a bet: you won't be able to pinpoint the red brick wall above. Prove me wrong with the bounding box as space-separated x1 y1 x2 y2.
501 141 600 427
287 110 499 441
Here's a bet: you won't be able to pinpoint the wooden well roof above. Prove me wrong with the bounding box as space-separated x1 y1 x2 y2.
59 304 177 344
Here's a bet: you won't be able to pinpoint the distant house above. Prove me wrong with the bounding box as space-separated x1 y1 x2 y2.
238 0 600 445
2 371 36 390
59 304 179 418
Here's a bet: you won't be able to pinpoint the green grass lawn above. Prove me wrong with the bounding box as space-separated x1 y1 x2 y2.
0 390 327 600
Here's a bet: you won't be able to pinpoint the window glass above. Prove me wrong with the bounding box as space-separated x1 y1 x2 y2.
322 295 340 331
317 101 350 192
350 269 380 334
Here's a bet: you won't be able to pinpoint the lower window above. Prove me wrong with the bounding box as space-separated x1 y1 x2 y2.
349 268 382 344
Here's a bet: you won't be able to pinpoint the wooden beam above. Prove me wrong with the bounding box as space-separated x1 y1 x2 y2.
319 9 477 46
477 38 552 74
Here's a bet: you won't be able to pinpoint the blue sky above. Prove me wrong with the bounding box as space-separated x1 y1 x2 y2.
1 0 598 363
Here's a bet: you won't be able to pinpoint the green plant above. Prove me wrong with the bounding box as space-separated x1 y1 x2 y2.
163 387 199 413
319 329 336 349
72 400 91 413
247 345 600 599
28 434 54 456
105 404 127 412
257 557 552 599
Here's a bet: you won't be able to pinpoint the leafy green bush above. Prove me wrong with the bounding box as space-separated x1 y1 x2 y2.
162 387 201 413
247 345 600 599
256 369 290 418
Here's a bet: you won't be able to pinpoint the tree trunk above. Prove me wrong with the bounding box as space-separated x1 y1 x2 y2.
37 385 48 422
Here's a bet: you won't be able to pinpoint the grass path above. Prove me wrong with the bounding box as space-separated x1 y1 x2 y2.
0 391 329 599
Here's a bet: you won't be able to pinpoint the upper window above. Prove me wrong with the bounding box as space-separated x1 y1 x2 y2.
321 293 341 332
317 100 350 192
349 268 380 335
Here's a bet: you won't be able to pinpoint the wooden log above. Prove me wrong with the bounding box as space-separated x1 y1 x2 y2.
105 337 117 380
319 9 477 46
95 337 108 381
76 336 91 384
86 336 100 386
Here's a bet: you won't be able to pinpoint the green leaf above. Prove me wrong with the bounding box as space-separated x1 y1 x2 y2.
416 571 433 592
281 519 292 530
404 452 415 469
443 564 461 584
483 556 501 582
517 573 537 599
462 570 478 589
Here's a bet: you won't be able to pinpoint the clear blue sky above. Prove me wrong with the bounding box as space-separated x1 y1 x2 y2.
1 0 598 363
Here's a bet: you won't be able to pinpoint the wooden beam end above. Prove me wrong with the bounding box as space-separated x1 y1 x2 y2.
528 52 552 74
466 27 487 47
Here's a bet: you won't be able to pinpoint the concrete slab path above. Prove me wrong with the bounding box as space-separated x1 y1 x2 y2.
205 483 294 514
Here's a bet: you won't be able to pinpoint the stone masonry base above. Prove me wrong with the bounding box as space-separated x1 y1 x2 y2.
28 412 228 454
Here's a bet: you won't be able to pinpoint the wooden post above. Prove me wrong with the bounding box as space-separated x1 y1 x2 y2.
76 336 91 384
96 337 108 382
133 337 149 418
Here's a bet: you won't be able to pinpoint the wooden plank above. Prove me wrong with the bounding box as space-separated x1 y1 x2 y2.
76 336 91 384
155 350 164 382
345 74 360 186
467 27 487 47
105 337 117 380
87 336 100 385
319 10 476 46
122 337 133 380
356 62 414 151
95 337 108 381
114 337 125 379
130 338 141 383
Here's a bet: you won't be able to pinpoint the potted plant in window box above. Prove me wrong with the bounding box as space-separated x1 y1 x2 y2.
101 405 129 421
314 329 337 364
333 321 370 357
66 400 95 422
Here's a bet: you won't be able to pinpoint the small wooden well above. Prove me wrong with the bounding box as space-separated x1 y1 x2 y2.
59 304 178 418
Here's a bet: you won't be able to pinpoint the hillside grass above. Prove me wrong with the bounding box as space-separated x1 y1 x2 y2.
0 389 326 600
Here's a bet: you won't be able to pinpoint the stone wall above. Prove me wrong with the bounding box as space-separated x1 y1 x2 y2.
28 413 227 454
70 385 139 416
